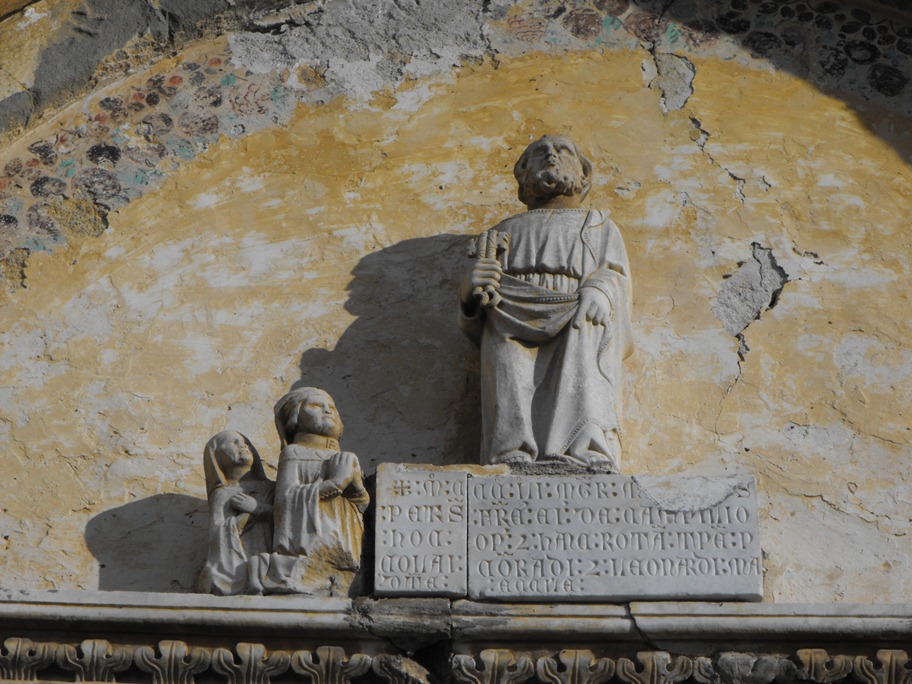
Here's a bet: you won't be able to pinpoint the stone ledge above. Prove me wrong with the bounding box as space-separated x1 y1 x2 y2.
2 590 912 650
0 589 357 639
451 602 635 643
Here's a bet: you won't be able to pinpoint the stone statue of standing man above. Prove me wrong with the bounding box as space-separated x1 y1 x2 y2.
459 135 633 471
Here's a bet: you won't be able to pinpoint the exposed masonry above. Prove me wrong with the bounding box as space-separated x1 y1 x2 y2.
712 243 789 360
649 52 696 113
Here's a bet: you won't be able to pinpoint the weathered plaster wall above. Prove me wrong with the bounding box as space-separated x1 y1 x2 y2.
0 0 910 601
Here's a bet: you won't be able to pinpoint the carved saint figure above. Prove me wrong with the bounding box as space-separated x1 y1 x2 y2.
459 135 633 470
198 430 274 595
265 387 370 594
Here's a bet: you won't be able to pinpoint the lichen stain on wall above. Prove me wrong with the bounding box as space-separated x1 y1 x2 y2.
0 45 910 599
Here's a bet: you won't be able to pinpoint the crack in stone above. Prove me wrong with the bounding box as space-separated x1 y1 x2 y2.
624 602 663 652
791 243 825 265
688 116 747 203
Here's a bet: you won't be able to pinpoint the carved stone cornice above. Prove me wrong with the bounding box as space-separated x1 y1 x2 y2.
1 591 912 684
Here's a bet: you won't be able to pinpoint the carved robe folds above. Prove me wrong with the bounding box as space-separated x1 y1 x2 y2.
460 208 633 468
265 441 369 595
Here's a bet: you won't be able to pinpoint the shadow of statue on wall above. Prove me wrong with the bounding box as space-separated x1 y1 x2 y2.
296 233 481 474
85 493 207 592
83 234 482 592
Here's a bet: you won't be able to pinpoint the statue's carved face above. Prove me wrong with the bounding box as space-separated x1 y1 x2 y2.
296 390 343 439
514 135 591 208
216 432 254 481
526 137 583 190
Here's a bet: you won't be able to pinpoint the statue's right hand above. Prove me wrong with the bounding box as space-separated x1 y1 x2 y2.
318 481 343 500
459 257 502 305
230 493 258 514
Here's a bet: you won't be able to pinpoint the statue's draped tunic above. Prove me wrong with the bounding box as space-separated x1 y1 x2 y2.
460 208 633 465
199 481 273 595
273 445 366 569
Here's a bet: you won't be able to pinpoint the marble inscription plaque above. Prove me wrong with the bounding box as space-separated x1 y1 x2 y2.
467 475 761 601
374 464 467 597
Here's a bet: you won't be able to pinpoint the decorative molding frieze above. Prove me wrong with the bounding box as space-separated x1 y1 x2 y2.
134 641 211 684
290 646 372 684
853 651 912 684
616 652 693 684
0 637 55 680
211 643 290 684
536 650 615 684
451 649 535 684
56 639 133 682
373 654 432 684
793 650 855 684
693 653 787 684
2 637 912 684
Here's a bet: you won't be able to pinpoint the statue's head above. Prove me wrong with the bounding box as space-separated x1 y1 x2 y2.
513 135 592 209
203 430 266 494
274 387 343 446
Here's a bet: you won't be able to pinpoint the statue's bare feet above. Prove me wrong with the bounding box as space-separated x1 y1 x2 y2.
318 481 342 500
245 579 265 595
579 450 618 472
539 451 618 472
494 450 534 465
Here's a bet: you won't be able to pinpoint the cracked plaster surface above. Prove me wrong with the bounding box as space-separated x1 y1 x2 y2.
0 0 909 602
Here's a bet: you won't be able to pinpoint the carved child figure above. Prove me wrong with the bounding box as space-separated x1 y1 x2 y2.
265 387 370 595
198 430 274 595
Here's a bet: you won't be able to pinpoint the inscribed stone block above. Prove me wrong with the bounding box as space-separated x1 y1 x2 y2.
374 464 468 597
466 474 761 601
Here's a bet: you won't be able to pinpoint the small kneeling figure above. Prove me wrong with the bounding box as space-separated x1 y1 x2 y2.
265 387 370 595
198 430 274 595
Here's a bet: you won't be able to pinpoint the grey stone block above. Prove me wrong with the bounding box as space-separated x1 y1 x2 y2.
374 463 468 597
466 474 762 601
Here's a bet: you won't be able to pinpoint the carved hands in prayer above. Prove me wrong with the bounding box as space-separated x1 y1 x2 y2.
318 480 343 500
572 287 612 329
460 257 502 311
230 492 259 514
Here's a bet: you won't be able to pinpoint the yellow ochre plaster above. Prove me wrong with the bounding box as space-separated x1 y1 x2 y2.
0 48 910 600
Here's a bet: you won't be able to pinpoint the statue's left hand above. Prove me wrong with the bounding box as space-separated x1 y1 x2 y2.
572 287 611 329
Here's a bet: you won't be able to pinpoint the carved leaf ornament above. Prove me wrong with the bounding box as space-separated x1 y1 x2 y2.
795 650 854 684
537 650 616 684
616 652 693 684
853 651 912 684
452 649 535 684
3 640 912 684
57 639 133 682
0 638 55 680
291 646 372 684
212 643 290 684
695 652 787 684
134 641 211 684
